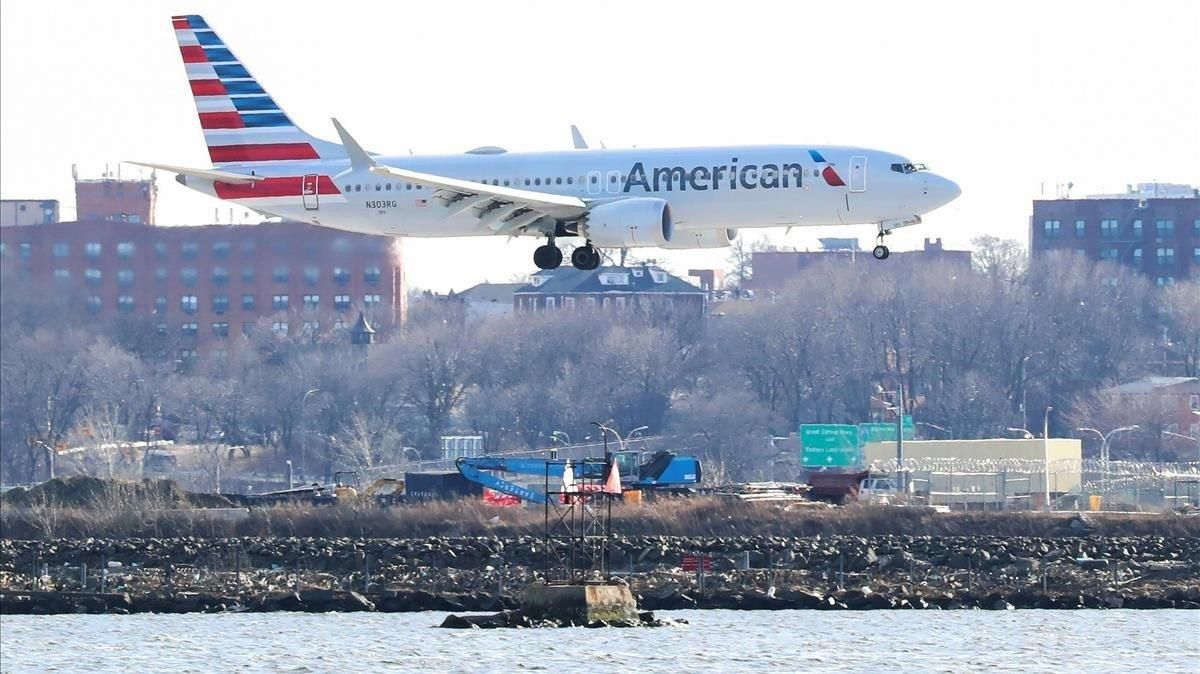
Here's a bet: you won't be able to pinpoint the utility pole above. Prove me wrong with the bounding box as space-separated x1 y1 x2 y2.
1043 406 1053 512
896 382 905 496
45 396 55 480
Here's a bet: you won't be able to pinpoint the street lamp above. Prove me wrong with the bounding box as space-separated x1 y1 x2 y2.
1043 407 1053 513
1162 430 1200 461
1006 428 1035 439
300 388 320 478
550 430 571 460
1076 425 1139 506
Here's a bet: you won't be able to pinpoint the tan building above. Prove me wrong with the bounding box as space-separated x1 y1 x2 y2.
1 199 60 227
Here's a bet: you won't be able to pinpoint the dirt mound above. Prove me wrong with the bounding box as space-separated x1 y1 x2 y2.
0 476 232 509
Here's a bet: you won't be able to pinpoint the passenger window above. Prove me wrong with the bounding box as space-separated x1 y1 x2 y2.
524 178 531 186
567 177 574 184
555 177 562 185
344 184 351 192
355 184 361 192
534 178 541 185
375 184 381 191
385 183 392 191
503 179 510 186
406 183 412 190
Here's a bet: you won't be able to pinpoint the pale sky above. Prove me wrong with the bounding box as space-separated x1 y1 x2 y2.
2 0 1197 291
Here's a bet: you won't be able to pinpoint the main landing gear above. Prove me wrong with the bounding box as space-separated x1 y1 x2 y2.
533 239 563 270
570 243 602 271
532 238 602 271
873 222 891 260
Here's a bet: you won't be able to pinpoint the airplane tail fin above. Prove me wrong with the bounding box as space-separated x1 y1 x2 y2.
171 15 343 167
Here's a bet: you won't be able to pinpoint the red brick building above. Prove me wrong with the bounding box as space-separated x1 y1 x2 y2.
1 175 404 359
750 237 972 291
1030 184 1199 286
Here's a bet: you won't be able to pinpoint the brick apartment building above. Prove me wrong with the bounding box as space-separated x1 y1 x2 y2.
750 237 971 291
1030 183 1199 286
1 173 404 359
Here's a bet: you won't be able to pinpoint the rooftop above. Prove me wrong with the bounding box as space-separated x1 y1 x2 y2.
515 264 704 295
1113 376 1200 394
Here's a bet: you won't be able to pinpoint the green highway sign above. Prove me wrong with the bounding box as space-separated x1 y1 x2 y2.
800 424 861 467
858 416 915 444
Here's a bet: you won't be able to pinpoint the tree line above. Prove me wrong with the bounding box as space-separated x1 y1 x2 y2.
2 239 1197 485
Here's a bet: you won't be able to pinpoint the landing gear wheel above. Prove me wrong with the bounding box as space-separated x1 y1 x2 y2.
872 244 890 260
571 244 602 271
533 243 563 270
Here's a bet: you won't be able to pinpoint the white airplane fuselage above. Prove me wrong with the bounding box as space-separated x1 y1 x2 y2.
183 145 959 240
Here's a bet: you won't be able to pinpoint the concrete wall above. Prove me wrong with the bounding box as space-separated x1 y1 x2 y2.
864 438 1083 494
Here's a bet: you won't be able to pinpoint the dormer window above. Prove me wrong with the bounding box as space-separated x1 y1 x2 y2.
530 274 550 287
630 268 644 277
649 269 668 284
599 272 630 286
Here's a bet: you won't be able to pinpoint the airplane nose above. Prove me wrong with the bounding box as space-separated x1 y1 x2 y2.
924 174 961 208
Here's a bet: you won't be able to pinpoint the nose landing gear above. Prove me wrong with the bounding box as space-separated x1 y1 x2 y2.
873 222 891 260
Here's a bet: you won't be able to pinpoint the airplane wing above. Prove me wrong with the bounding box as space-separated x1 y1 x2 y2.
331 119 587 234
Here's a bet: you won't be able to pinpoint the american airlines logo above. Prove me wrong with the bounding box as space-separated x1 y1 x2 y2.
622 155 842 193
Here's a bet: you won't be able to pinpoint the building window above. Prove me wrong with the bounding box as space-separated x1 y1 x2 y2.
1157 247 1175 266
303 294 319 310
303 266 320 284
177 348 197 362
242 294 255 311
85 268 102 286
364 266 381 284
363 293 381 308
181 242 198 259
563 296 576 309
1100 219 1118 239
1132 220 1143 238
154 242 168 259
241 266 255 283
334 318 348 330
117 269 134 287
156 323 167 336
1074 220 1085 238
1097 247 1117 261
333 267 351 284
303 320 320 334
181 322 199 337
117 242 135 259
334 294 351 311
242 322 255 336
1155 220 1175 240
212 295 230 314
1189 394 1200 411
272 294 289 311
212 322 230 337
332 238 351 254
117 296 134 313
545 296 557 310
86 296 101 313
1133 248 1142 266
180 267 197 286
1194 247 1200 264
85 242 102 258
212 241 231 258
0 242 6 257
239 240 256 256
53 242 69 258
181 295 198 314
1194 219 1200 236
273 265 289 283
155 296 167 313
1042 220 1061 239
213 267 229 285
1156 276 1175 287
18 243 31 259
272 321 289 335
155 267 168 282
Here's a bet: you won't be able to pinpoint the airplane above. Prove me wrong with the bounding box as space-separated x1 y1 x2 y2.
136 15 961 271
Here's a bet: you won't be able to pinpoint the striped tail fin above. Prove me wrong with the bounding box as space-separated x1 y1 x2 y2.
171 14 343 167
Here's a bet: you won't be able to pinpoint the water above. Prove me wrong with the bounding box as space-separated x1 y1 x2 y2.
1 611 1196 673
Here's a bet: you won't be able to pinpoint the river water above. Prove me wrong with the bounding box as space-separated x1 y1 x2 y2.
1 610 1196 673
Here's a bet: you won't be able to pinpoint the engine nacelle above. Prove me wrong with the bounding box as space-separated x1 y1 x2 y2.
660 228 738 249
582 198 673 248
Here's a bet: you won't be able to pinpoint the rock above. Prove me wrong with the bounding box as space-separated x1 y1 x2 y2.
988 599 1014 611
439 614 478 629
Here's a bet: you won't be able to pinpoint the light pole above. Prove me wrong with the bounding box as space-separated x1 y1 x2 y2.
1043 406 1053 512
550 430 571 460
623 426 649 452
300 388 320 479
1162 430 1200 458
1006 427 1034 439
1077 425 1139 507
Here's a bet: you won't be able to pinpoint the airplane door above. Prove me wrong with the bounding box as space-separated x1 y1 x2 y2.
849 156 867 193
301 174 320 210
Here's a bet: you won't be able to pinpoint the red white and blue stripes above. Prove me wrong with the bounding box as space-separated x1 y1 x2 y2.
172 15 321 165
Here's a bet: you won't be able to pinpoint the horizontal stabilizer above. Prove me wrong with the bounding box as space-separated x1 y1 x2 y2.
126 161 264 184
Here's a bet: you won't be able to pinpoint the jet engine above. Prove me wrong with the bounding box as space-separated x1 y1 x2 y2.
582 198 673 248
660 228 738 249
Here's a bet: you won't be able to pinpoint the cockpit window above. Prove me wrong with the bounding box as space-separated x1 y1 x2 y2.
890 162 928 174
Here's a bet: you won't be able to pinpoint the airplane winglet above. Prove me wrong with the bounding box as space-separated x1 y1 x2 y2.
331 118 376 171
570 124 589 150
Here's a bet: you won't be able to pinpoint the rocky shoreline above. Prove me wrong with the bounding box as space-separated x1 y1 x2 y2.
2 532 1197 614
